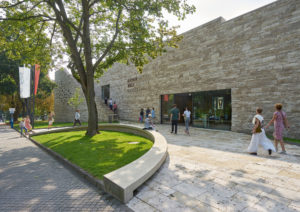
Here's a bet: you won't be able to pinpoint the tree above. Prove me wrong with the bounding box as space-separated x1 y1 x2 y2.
0 0 195 136
0 52 56 120
68 87 84 110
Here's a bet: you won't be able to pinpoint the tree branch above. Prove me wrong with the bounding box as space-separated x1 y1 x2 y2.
93 8 122 72
49 21 57 48
0 14 55 21
0 0 27 9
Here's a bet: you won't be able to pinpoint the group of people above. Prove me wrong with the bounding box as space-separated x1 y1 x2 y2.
147 103 290 156
169 104 191 135
140 107 156 122
248 103 289 155
140 107 156 130
19 115 32 137
105 97 118 114
19 111 55 136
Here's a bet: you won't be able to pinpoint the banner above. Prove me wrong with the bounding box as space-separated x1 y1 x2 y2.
34 64 40 95
163 94 168 102
19 67 31 98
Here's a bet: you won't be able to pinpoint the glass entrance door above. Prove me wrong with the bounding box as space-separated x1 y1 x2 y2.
161 89 231 130
161 93 192 124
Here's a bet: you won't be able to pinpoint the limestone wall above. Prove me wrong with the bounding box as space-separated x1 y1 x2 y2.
54 70 114 123
55 0 300 138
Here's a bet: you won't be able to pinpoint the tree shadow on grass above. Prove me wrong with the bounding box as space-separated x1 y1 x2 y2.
32 132 153 180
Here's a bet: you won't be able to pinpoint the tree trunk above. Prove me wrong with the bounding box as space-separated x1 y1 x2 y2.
84 74 99 136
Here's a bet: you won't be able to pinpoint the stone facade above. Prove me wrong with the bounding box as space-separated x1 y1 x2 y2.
55 0 300 139
54 70 114 123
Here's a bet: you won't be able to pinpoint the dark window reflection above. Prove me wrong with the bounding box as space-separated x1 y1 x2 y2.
161 89 231 131
101 85 110 100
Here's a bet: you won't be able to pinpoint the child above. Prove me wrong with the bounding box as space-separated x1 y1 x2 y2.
248 108 276 155
20 118 28 137
25 115 32 133
48 112 54 130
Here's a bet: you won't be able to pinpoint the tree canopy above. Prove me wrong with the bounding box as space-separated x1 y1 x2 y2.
0 0 195 135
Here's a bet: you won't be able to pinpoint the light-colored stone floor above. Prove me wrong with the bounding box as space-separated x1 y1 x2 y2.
124 123 300 212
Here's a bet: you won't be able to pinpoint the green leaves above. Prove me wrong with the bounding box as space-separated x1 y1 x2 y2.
67 87 84 110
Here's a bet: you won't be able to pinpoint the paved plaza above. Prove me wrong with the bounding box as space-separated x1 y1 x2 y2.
126 124 300 212
1 124 300 212
0 126 132 212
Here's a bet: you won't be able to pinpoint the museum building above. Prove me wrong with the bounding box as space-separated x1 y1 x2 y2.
55 0 300 139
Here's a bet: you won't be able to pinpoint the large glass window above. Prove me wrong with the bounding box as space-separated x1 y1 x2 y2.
161 89 231 130
192 89 231 130
161 94 175 123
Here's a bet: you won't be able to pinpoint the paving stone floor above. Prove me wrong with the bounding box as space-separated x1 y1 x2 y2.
124 123 300 212
0 126 132 212
3 124 299 212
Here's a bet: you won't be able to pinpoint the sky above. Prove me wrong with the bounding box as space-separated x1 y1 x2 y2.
49 0 276 80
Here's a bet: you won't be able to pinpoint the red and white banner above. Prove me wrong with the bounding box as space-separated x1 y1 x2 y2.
34 64 40 95
19 67 31 98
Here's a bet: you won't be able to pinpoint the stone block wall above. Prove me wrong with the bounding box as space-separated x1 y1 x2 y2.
54 70 115 123
55 0 300 138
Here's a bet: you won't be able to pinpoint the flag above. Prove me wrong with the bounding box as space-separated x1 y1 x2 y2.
34 64 40 95
19 67 31 98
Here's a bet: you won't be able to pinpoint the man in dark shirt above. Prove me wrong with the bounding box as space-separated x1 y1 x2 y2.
146 107 151 118
170 104 180 134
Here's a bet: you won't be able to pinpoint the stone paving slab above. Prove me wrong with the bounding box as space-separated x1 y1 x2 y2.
123 123 300 212
0 126 132 212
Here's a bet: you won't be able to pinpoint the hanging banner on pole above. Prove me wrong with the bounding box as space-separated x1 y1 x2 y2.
19 67 31 98
34 64 40 95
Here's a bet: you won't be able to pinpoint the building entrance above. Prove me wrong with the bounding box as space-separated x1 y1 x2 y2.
161 89 231 130
161 93 192 124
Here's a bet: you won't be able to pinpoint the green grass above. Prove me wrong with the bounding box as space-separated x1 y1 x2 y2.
266 134 300 144
14 120 118 130
32 131 153 179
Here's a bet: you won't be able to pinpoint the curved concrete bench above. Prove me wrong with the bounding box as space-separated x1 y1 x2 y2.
30 124 168 203
100 125 168 203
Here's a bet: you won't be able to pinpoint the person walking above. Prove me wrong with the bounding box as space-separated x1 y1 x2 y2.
265 103 290 154
25 115 32 133
170 104 180 134
247 108 276 155
146 107 151 118
183 107 191 135
108 98 113 110
151 107 156 123
113 102 118 114
48 112 54 130
73 109 81 126
139 108 144 123
19 117 28 137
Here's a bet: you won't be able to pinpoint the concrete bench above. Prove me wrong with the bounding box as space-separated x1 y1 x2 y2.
101 125 168 203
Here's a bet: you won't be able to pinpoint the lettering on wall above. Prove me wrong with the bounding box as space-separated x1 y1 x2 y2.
127 77 137 88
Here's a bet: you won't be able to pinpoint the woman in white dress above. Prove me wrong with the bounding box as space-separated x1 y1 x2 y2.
248 108 276 155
